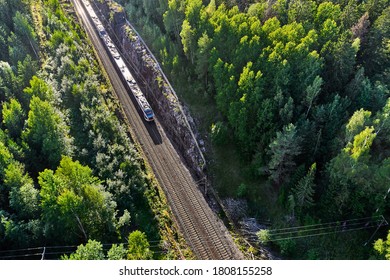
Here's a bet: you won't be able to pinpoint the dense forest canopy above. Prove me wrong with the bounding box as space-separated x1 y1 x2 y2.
0 0 389 260
0 0 186 260
118 0 390 259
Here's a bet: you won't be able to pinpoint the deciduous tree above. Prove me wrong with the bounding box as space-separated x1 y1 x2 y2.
39 157 118 243
22 96 72 171
127 230 152 260
374 230 390 260
5 161 39 220
107 243 127 260
63 239 105 260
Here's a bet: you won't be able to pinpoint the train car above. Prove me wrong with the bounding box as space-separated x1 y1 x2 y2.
81 0 154 122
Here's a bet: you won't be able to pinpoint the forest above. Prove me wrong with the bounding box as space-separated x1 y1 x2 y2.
117 0 390 259
0 0 189 260
0 0 389 260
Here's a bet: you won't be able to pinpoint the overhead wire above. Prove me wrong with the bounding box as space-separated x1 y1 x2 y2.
0 253 43 259
0 246 45 254
0 240 163 253
267 216 380 233
256 215 388 243
2 216 384 258
364 217 388 246
269 218 384 237
0 232 236 259
268 224 383 242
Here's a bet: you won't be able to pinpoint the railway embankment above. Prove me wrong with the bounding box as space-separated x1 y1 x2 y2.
90 0 207 182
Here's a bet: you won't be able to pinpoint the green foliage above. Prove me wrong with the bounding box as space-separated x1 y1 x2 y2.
303 75 323 117
6 161 39 220
345 109 372 143
210 121 228 145
22 96 72 171
0 140 13 180
163 0 185 41
120 0 390 260
17 55 38 90
362 6 390 81
288 0 316 25
321 32 358 92
236 183 248 198
39 156 118 244
8 32 29 66
62 240 136 260
257 229 270 245
345 127 376 161
0 141 13 207
0 24 8 61
2 98 25 139
247 3 266 19
374 230 390 260
315 2 341 28
195 32 212 87
376 98 390 150
321 104 390 221
0 61 17 100
23 76 53 103
292 163 316 210
0 214 43 249
0 0 27 30
268 124 301 186
63 239 105 260
277 238 297 257
127 230 153 260
0 0 172 259
180 19 196 63
107 243 127 260
12 11 38 57
346 68 388 112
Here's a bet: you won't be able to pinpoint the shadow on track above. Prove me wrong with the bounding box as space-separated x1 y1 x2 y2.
143 120 162 145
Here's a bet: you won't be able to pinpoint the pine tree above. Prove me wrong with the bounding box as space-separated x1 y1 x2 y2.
293 163 316 209
268 123 301 186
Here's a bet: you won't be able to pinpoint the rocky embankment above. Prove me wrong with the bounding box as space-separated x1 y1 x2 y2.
90 0 206 181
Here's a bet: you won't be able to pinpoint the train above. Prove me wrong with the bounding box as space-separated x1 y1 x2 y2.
80 0 155 122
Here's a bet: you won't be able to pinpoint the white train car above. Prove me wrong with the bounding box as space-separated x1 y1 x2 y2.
81 0 155 122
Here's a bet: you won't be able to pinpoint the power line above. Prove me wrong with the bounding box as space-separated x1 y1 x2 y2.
37 244 79 249
0 250 169 259
0 246 45 254
267 216 379 233
268 224 384 242
269 218 384 237
256 216 388 243
3 217 384 259
0 234 229 259
364 216 389 246
0 252 43 259
0 240 162 255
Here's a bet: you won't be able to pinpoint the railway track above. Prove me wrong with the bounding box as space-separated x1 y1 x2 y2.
71 0 243 260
